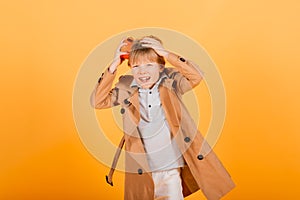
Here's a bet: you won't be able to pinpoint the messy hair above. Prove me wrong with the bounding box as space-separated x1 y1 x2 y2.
128 35 165 67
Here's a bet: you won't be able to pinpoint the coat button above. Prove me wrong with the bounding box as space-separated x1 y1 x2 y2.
179 57 186 62
124 99 130 105
197 154 204 160
184 137 191 143
120 108 125 114
137 168 143 175
97 73 104 83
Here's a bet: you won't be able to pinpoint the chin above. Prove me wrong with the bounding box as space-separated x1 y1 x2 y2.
140 82 155 89
141 85 151 89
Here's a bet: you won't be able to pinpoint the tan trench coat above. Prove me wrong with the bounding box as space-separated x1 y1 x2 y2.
92 53 235 200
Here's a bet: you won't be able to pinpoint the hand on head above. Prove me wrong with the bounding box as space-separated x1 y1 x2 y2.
109 38 132 73
109 35 168 74
139 36 169 58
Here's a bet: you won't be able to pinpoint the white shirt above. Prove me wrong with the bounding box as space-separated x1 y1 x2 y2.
131 73 185 172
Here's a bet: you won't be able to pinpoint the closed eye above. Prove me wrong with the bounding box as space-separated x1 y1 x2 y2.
146 64 154 67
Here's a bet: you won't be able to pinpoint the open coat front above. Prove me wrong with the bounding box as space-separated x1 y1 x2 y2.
92 53 235 200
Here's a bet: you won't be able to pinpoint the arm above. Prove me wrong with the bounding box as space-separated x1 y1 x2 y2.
166 52 204 94
90 68 119 109
90 39 129 109
140 37 204 94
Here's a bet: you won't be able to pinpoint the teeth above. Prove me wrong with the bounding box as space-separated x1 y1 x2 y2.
139 77 150 82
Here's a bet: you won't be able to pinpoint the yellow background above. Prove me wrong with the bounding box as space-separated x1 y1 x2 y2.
1 0 299 199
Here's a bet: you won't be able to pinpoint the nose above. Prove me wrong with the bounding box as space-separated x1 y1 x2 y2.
137 65 147 74
138 70 147 75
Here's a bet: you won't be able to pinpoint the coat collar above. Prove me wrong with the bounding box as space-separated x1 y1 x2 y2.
115 68 177 127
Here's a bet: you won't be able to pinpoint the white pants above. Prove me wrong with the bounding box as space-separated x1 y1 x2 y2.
152 168 184 200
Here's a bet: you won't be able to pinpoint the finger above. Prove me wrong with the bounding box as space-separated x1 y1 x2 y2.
116 42 128 52
141 43 161 49
114 52 128 61
116 38 128 50
140 40 156 45
114 52 129 61
141 37 157 41
140 44 154 48
112 52 127 62
119 37 127 44
118 51 129 56
140 37 160 44
126 36 134 42
119 36 134 45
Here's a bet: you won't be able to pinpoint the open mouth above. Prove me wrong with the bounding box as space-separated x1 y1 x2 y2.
138 76 151 83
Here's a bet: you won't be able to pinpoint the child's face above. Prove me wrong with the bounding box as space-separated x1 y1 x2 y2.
131 57 164 89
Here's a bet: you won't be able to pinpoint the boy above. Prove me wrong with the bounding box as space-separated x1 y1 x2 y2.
91 36 235 200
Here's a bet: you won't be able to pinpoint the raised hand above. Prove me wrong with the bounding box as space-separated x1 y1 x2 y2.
140 37 169 58
109 38 130 73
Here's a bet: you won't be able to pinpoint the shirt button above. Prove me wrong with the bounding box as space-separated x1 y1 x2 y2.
148 105 151 108
184 137 191 143
137 168 143 175
149 91 152 94
124 99 130 105
120 108 125 114
197 154 204 160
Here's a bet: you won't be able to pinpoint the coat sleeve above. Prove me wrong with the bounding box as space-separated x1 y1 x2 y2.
90 68 120 109
167 52 205 94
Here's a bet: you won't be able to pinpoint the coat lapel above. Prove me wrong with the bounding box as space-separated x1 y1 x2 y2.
159 79 181 135
115 76 140 125
128 90 140 125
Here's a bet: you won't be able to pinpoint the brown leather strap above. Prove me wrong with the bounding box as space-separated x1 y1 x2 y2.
106 135 125 186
